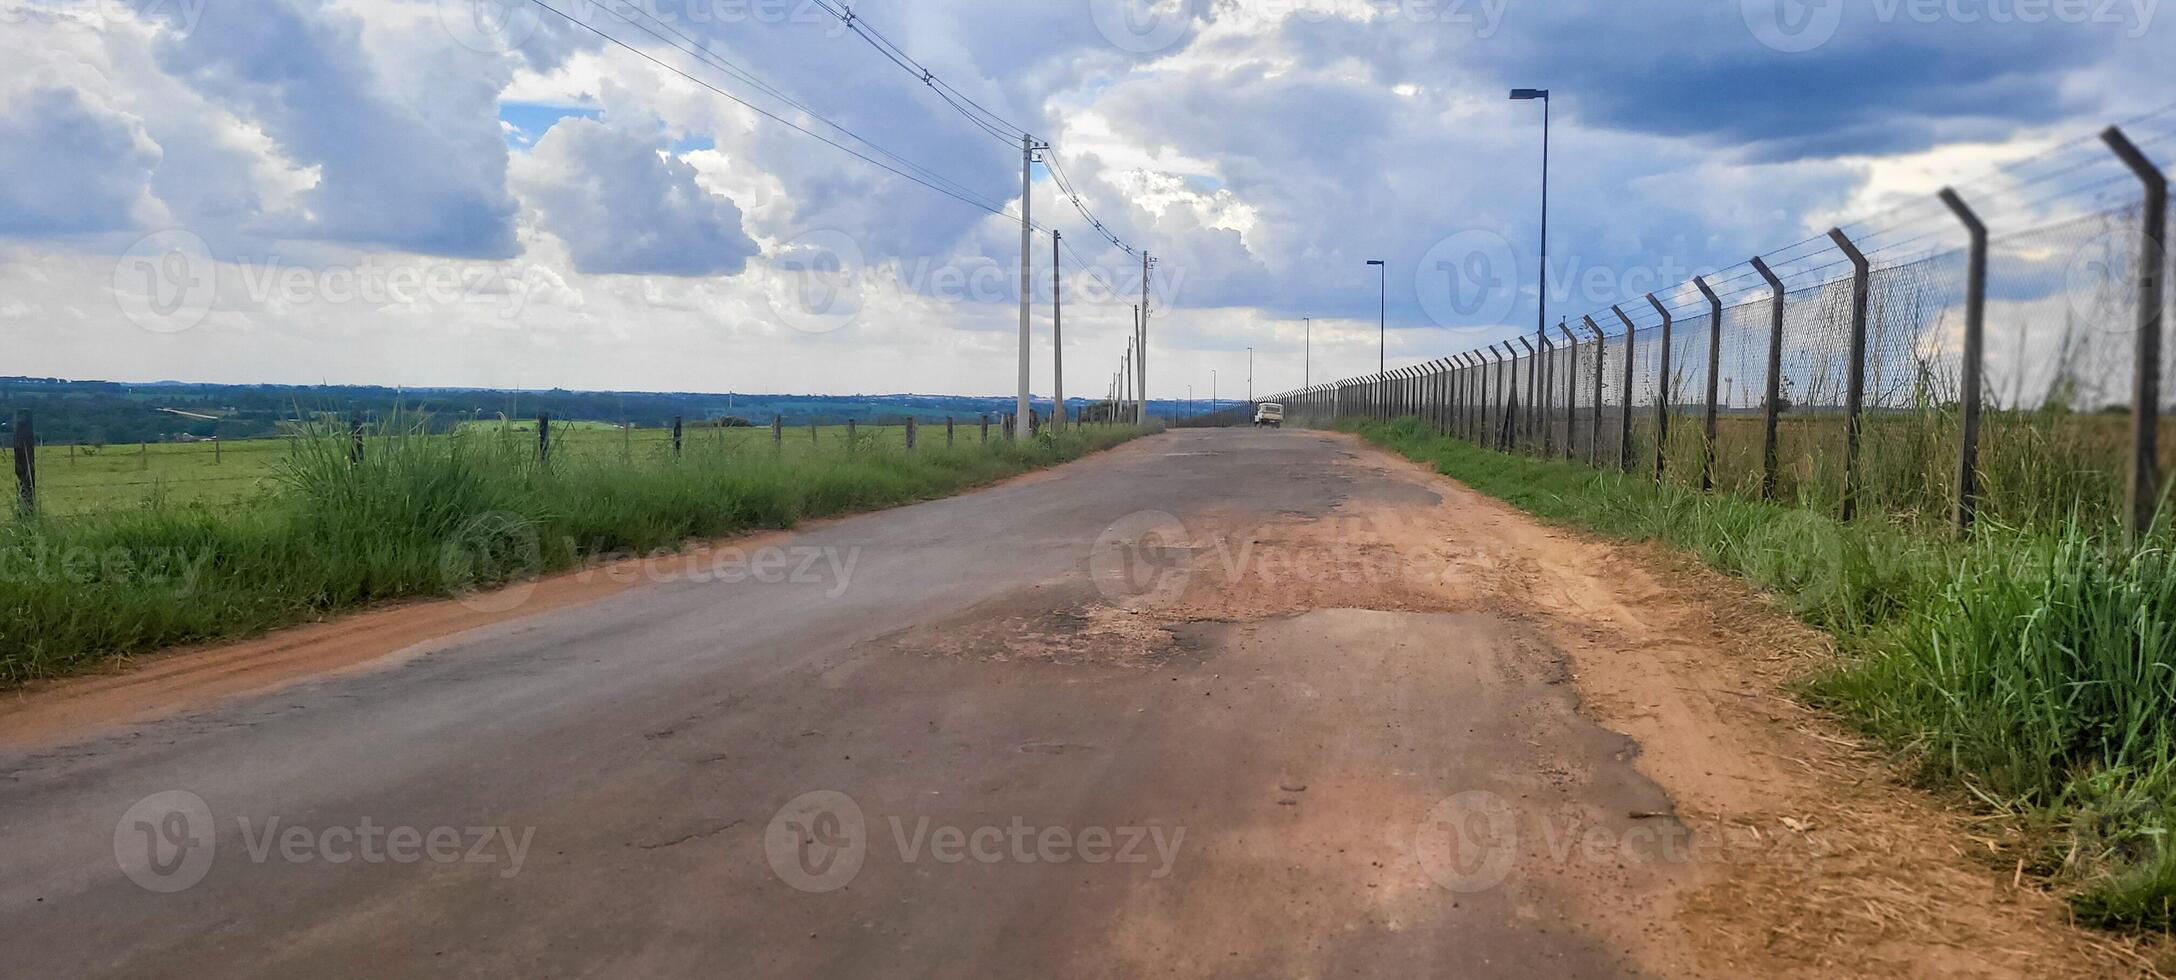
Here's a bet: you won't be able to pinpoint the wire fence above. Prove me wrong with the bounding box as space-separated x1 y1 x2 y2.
1261 118 2175 538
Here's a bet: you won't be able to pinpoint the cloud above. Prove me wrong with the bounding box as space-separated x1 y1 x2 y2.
514 116 758 277
0 88 161 236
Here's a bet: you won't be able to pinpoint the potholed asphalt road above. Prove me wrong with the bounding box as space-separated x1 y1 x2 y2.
3 429 1687 978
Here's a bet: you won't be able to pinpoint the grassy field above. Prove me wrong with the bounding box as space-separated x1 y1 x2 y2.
1340 416 2175 933
2 420 1009 517
0 418 1148 684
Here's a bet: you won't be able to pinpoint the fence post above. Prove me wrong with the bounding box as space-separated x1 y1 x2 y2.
947 416 956 447
1939 188 1989 535
1585 316 1606 468
1611 305 1637 473
1539 335 1555 456
536 413 551 462
2103 127 2166 545
981 413 990 443
12 410 33 515
1750 257 1785 500
1828 228 1871 523
672 415 684 457
1695 276 1722 493
1559 324 1580 461
1515 338 1537 452
846 419 857 449
906 416 918 450
349 413 366 464
1647 293 1672 481
773 414 783 451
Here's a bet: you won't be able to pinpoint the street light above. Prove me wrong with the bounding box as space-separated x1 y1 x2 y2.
1364 260 1385 373
1510 88 1551 363
1302 317 1311 391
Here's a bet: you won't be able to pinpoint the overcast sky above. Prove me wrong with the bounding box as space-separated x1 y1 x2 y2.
0 0 2169 399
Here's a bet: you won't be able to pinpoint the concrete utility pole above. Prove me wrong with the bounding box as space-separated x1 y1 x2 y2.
1051 230 1065 430
1015 134 1035 439
1139 253 1152 424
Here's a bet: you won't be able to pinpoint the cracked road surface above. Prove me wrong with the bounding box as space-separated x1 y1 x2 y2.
5 429 1697 977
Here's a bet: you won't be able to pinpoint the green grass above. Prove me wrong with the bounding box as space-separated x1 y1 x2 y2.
2 422 982 517
0 418 1149 685
1339 416 2176 933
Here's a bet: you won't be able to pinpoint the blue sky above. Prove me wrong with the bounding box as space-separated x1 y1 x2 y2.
0 0 2168 397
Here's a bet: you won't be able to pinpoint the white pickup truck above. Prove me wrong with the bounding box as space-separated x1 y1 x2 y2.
1252 402 1284 428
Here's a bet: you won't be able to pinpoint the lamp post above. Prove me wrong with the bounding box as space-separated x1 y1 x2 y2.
1364 260 1385 373
1510 88 1551 364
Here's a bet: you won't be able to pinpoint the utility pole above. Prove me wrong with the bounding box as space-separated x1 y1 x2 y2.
1051 229 1065 431
1139 253 1152 424
1015 134 1036 439
1247 347 1254 404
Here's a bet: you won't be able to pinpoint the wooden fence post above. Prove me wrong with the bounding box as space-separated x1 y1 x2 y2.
2103 127 2167 545
536 413 551 462
1612 305 1637 474
1695 276 1722 493
946 416 955 447
1828 228 1871 523
980 414 990 444
906 416 918 450
1940 188 1989 535
672 416 683 457
846 419 857 449
12 410 33 515
772 414 783 451
1750 257 1785 500
350 413 365 464
1647 293 1672 481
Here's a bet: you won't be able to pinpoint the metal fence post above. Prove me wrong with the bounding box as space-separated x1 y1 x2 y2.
1539 334 1555 457
1559 323 1579 461
2103 126 2167 545
1829 228 1871 522
1695 276 1722 493
1516 337 1537 452
12 410 33 515
1585 316 1605 467
1647 293 1672 481
1750 257 1785 500
1939 188 1989 535
1611 305 1637 473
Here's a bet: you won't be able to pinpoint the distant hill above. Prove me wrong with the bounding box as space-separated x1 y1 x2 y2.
0 377 1213 445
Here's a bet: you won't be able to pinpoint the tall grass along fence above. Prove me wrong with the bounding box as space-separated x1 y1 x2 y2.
0 415 1151 684
1234 121 2174 542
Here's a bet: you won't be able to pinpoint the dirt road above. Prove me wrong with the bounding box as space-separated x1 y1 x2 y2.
0 430 2145 977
